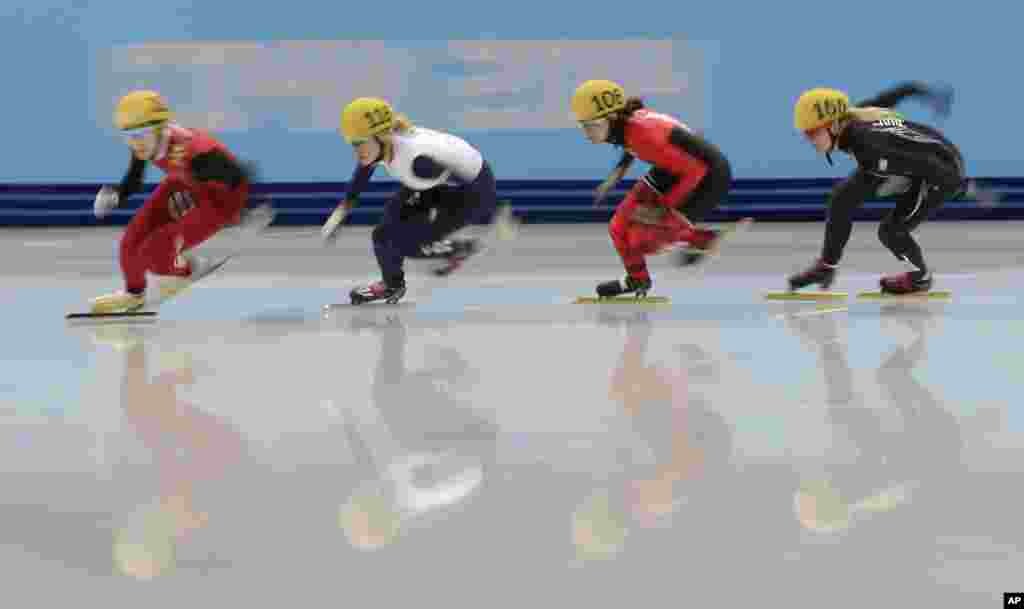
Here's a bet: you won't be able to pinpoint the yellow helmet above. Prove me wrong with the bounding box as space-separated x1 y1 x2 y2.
571 79 626 122
340 97 395 144
114 90 172 130
793 88 850 132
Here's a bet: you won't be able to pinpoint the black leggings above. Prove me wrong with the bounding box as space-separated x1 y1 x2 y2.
821 163 962 266
372 161 497 285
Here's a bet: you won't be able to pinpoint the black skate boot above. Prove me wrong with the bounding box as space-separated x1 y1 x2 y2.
788 259 837 291
350 280 407 305
432 238 482 277
675 218 753 267
596 275 652 299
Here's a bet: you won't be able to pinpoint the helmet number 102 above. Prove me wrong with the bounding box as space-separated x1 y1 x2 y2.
591 90 624 114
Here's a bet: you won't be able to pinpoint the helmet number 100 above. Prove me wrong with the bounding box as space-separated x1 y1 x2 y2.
814 99 848 121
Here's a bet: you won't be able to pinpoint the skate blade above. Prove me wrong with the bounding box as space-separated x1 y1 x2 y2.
322 302 415 310
764 291 848 302
66 311 157 323
856 290 952 301
574 296 671 305
153 255 234 305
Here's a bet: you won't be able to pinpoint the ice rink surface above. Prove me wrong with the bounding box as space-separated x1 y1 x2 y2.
2 221 1022 607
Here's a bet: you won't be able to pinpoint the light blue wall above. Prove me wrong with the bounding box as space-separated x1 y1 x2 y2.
1 0 1014 182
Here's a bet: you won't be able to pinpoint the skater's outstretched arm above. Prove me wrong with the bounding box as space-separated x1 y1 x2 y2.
117 154 147 199
344 164 376 206
595 152 635 206
322 164 377 243
855 81 952 117
93 154 147 219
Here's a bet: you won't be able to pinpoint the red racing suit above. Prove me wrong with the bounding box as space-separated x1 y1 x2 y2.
608 109 731 281
116 124 250 293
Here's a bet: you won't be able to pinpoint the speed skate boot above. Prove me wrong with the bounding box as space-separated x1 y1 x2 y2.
431 238 483 277
788 259 837 291
676 228 722 267
350 280 407 305
675 218 753 267
596 275 652 299
89 290 146 314
880 270 933 295
156 252 232 304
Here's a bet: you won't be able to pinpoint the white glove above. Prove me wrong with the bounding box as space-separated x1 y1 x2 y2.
321 200 353 245
93 186 120 219
491 203 520 241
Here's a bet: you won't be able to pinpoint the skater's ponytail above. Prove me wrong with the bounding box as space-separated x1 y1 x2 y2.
848 106 899 122
606 97 645 146
622 97 645 116
392 113 415 134
378 114 416 161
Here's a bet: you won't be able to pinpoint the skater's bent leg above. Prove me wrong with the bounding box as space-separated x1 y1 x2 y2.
120 182 176 293
440 160 499 230
372 190 418 286
878 181 947 274
610 202 654 281
820 170 879 265
413 164 498 251
138 202 236 277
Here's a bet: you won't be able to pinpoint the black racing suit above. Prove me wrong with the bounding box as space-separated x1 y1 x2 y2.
820 83 965 271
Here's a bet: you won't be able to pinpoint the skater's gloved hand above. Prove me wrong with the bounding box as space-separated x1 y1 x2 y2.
594 170 627 207
594 178 616 207
93 186 120 219
321 197 356 245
